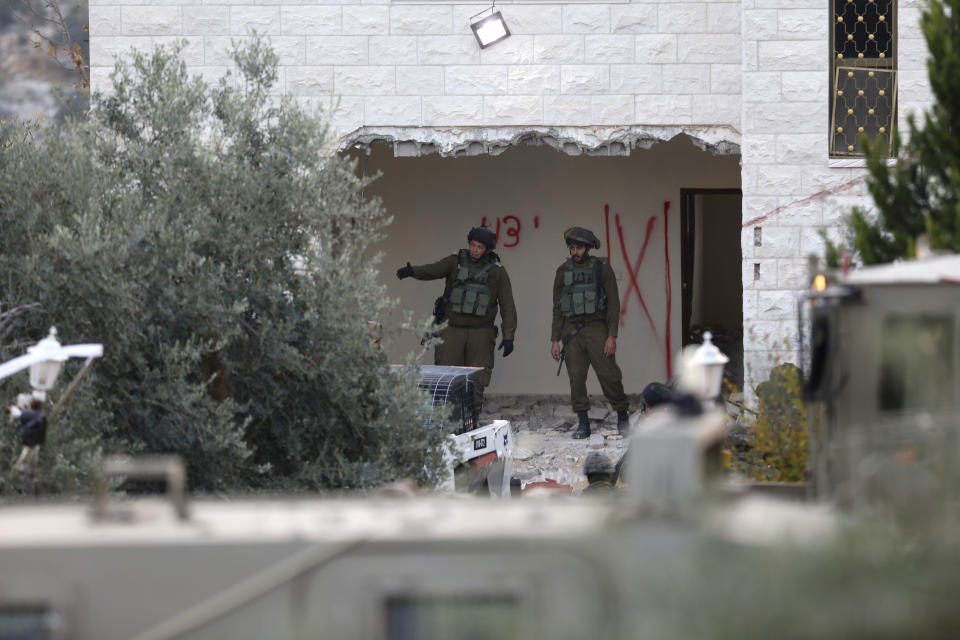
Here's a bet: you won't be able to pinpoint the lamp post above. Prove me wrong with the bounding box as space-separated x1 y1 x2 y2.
2 327 103 485
0 327 103 390
688 331 729 408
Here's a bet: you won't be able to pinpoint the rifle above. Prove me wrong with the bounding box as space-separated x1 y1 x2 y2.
556 322 585 376
421 296 447 345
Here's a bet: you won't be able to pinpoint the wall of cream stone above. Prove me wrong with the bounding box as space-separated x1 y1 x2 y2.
89 1 743 140
739 0 933 390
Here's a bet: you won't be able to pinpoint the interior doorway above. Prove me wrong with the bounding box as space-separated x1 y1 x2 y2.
680 189 743 387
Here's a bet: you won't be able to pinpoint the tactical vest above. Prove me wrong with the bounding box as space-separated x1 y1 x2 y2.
449 250 495 316
560 257 606 317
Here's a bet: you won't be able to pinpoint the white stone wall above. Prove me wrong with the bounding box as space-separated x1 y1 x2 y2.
89 1 743 141
739 0 932 390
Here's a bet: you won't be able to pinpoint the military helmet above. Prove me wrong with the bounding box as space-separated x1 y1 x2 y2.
641 382 674 411
583 452 614 477
467 226 497 250
563 226 601 250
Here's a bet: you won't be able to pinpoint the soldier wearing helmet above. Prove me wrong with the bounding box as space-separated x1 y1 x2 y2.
396 226 518 414
550 226 630 439
581 452 616 494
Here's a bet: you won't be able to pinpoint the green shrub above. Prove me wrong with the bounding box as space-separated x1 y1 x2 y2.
732 363 808 482
0 38 445 494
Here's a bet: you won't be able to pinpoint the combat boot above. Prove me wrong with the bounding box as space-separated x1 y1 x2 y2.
617 410 630 436
572 410 590 439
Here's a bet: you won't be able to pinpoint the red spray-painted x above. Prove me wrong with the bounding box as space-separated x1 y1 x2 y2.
608 205 659 340
604 201 673 379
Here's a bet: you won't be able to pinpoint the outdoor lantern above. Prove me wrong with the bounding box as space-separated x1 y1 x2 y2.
0 326 104 396
28 327 67 393
689 331 729 405
470 6 511 49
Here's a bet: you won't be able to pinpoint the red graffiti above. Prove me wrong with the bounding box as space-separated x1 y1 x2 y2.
663 200 672 379
502 215 521 247
615 212 659 339
604 201 673 379
478 215 525 247
534 215 540 229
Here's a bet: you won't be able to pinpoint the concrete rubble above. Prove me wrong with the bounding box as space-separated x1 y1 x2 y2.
480 393 641 494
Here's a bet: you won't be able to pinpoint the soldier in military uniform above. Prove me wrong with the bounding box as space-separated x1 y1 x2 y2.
581 452 616 495
396 226 518 412
550 227 630 438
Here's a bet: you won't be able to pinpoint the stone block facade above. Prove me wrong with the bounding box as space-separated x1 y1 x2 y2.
89 0 934 396
89 1 747 136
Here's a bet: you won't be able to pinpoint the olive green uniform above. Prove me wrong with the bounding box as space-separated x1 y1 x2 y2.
412 252 517 392
551 257 628 413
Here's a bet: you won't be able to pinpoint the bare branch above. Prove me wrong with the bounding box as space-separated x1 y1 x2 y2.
10 0 90 90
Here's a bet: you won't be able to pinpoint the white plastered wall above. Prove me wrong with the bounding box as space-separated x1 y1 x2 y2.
365 136 740 396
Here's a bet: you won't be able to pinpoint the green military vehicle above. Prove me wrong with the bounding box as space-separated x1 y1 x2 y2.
801 254 960 504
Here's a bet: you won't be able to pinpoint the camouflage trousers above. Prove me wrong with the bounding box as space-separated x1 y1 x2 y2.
435 324 496 409
562 321 628 413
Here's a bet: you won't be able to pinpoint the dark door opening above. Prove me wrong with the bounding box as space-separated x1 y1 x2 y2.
680 189 743 388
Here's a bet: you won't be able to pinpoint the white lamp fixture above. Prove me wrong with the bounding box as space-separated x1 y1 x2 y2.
689 331 729 405
470 5 511 49
0 326 104 401
28 327 67 392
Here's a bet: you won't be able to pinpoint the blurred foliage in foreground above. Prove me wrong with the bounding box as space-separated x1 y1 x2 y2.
730 362 808 483
0 38 446 495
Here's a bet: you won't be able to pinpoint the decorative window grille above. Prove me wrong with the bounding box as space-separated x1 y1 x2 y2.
830 0 897 157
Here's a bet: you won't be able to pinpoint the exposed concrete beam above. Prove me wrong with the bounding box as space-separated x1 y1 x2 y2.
337 125 741 158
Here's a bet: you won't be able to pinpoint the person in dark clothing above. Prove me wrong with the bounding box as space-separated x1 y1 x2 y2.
550 226 630 439
8 392 47 472
397 226 518 413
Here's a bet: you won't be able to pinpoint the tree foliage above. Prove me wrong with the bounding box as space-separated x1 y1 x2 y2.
0 39 446 493
844 0 960 264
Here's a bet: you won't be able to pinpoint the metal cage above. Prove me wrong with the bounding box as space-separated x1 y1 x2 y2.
415 365 483 436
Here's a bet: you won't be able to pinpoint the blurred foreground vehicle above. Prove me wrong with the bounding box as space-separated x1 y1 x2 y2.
801 253 960 506
6 298 960 639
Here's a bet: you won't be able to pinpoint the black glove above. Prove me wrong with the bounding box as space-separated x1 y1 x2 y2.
396 262 413 280
498 339 514 357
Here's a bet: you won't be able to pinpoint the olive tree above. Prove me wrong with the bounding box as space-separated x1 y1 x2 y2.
0 38 445 493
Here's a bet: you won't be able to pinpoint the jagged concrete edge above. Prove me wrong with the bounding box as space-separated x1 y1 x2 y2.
335 125 741 158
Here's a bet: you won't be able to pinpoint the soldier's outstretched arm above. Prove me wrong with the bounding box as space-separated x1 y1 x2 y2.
409 254 459 281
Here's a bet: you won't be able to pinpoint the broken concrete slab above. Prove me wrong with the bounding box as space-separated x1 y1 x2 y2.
339 124 741 160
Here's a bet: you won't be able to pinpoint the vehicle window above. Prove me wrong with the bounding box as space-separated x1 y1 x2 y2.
0 607 54 640
385 596 520 640
878 314 954 411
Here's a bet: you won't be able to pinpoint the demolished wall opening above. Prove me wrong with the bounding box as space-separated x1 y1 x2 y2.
348 134 741 397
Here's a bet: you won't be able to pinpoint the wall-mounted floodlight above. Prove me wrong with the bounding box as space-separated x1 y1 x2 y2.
470 5 511 49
